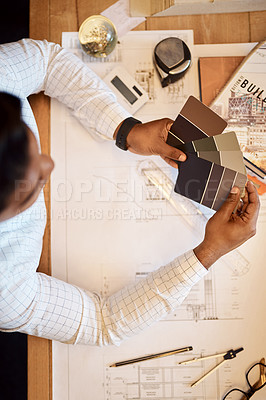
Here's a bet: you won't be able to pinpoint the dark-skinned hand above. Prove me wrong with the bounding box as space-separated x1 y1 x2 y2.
114 118 186 168
194 181 260 269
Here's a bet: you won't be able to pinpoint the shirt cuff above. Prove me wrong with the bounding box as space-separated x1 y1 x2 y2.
176 249 209 286
97 103 131 141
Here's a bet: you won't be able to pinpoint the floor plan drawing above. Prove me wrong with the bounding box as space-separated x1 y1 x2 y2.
98 256 244 323
104 349 235 400
51 34 266 400
135 63 155 102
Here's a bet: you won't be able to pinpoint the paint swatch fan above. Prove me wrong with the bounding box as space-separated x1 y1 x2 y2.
167 96 247 211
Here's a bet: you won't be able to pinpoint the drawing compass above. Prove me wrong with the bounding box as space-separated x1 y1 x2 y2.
153 37 191 87
178 347 244 387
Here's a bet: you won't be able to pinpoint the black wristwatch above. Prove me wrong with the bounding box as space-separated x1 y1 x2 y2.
115 117 142 151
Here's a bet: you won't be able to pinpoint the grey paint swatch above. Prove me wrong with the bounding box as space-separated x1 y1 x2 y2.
193 131 240 152
168 96 247 211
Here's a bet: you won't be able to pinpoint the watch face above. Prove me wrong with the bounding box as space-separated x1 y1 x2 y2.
154 37 185 72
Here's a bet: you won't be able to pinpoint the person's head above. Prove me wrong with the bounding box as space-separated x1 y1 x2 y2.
0 92 54 222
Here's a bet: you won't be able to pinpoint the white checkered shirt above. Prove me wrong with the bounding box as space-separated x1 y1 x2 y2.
0 39 208 345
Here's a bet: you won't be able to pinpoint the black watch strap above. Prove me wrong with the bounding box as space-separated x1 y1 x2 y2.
115 117 142 151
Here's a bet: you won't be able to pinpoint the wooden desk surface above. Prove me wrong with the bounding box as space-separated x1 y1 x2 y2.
28 1 266 399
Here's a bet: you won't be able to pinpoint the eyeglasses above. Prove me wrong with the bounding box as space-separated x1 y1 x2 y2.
223 358 266 400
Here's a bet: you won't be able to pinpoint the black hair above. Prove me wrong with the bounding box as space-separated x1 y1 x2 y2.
0 92 30 213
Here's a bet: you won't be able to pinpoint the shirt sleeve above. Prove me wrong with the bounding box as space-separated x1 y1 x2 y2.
0 38 208 346
0 248 207 346
0 39 131 140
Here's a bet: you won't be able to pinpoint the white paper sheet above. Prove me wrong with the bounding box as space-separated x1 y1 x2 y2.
51 33 266 400
62 30 198 121
101 0 145 38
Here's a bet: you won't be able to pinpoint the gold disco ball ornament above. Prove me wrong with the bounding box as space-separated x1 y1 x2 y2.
78 15 118 58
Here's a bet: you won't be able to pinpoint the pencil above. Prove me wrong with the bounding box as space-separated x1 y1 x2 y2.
109 346 193 367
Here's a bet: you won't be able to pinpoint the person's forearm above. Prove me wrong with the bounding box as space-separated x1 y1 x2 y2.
193 182 259 270
0 39 130 140
1 250 207 346
91 250 207 345
193 242 221 270
42 41 130 140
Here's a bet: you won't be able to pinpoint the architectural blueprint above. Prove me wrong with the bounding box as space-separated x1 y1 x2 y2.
104 348 246 400
51 33 266 400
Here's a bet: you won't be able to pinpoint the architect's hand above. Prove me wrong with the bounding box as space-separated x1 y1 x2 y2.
194 181 260 269
114 118 186 168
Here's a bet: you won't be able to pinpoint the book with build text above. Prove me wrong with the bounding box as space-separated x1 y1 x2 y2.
209 40 266 179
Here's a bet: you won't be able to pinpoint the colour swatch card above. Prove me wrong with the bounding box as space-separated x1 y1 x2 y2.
167 96 247 211
175 131 247 175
